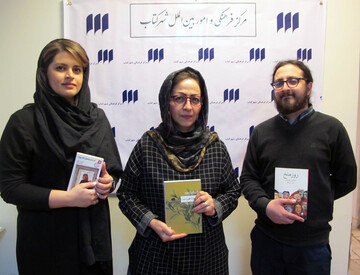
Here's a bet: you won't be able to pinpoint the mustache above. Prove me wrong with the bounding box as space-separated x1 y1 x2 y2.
279 91 294 99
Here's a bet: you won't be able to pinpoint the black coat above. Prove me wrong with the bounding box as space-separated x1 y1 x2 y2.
0 105 122 275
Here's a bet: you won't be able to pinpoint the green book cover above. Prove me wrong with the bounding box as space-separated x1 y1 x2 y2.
164 179 202 234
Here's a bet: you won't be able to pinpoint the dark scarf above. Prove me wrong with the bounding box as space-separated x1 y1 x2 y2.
148 67 217 172
148 121 218 172
33 71 113 268
33 84 108 166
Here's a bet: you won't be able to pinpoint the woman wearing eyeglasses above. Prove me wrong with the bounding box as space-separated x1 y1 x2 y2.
117 67 241 274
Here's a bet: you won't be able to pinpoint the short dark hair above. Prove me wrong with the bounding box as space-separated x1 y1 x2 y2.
272 60 313 83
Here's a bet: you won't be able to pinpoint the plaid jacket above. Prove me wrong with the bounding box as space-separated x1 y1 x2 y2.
118 132 241 274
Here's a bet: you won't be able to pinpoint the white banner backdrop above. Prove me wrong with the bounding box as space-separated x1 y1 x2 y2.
63 0 326 178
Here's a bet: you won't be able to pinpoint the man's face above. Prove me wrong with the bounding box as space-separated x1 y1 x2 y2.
273 64 312 116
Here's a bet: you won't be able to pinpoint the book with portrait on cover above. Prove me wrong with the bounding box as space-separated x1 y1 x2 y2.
274 167 309 220
67 152 104 191
164 179 202 234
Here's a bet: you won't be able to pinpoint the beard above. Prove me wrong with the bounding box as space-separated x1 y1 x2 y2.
274 90 310 115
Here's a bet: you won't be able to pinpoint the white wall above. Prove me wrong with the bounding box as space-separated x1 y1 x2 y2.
0 1 63 274
322 1 360 274
354 61 360 227
0 1 359 274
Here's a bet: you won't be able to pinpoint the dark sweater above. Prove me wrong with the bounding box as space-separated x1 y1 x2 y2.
240 111 357 246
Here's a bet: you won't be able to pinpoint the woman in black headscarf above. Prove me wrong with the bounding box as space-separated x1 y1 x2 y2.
0 39 122 275
117 67 241 274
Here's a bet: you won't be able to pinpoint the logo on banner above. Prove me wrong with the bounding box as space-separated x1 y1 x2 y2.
249 125 254 137
122 90 138 103
86 13 109 34
224 89 240 103
148 49 164 62
277 12 299 32
198 48 214 62
207 125 215 132
250 48 265 62
112 127 115 137
297 48 312 62
98 49 113 63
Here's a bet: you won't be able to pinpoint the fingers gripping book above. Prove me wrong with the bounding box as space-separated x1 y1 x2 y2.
67 152 104 191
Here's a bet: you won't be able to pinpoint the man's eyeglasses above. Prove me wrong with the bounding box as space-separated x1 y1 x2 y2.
171 95 203 106
271 77 307 90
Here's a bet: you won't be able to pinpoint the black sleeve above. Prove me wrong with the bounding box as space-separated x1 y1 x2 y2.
0 109 50 210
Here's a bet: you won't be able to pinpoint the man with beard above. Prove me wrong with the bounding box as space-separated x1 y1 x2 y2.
240 60 357 275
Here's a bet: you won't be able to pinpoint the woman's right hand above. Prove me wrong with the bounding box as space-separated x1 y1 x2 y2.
149 219 187 242
49 182 99 209
68 181 99 207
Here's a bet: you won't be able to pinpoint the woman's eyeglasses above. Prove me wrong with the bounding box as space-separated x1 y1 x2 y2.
171 95 203 106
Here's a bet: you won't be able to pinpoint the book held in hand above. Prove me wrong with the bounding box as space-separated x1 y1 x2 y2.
67 152 104 191
164 179 202 234
274 167 309 219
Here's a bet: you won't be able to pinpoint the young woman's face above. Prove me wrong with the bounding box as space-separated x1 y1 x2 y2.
169 78 202 133
47 51 84 103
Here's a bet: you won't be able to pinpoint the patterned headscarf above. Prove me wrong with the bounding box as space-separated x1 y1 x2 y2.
148 67 218 172
158 66 209 128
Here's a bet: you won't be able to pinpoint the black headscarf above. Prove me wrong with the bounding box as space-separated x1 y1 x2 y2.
33 39 119 269
147 67 218 172
33 52 109 167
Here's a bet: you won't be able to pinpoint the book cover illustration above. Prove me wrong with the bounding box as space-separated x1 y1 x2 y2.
274 167 309 220
164 179 202 234
67 152 104 191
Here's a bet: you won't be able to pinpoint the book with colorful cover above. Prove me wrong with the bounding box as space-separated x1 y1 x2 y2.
164 179 202 234
274 167 309 220
67 152 104 191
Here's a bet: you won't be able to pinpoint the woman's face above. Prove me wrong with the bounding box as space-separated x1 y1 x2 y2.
47 51 84 103
169 78 202 132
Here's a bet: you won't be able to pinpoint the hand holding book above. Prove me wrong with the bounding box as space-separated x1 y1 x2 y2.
149 219 188 242
192 191 216 217
67 181 99 207
49 181 99 209
274 167 309 221
67 152 103 191
266 198 305 224
95 162 114 200
164 179 203 234
51 152 112 208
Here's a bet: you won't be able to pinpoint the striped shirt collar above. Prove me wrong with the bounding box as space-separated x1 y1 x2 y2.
279 104 314 125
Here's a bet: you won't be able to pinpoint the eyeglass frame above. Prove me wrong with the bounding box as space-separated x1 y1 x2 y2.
170 95 203 106
270 77 307 90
